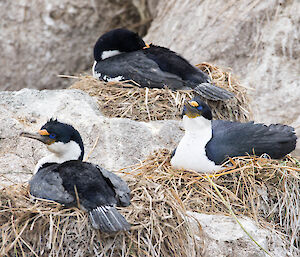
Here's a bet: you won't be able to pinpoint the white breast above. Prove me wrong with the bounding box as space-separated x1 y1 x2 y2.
34 141 82 174
171 116 221 173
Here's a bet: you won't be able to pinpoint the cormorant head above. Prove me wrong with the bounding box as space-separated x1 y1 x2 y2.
94 28 149 61
182 96 212 120
21 119 84 161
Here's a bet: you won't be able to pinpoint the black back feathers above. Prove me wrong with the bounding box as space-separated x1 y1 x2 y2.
93 28 234 101
30 161 131 232
206 120 297 164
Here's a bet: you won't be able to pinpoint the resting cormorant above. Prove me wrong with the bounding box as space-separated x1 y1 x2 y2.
21 119 131 232
170 97 297 173
92 28 234 101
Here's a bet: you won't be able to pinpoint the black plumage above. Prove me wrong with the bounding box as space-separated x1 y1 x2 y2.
93 28 234 101
171 97 297 173
21 119 131 232
206 120 297 165
30 161 130 232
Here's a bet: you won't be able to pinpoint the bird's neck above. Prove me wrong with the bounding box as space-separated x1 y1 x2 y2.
94 49 122 62
34 141 83 174
170 115 218 173
92 61 98 78
101 50 122 60
183 115 212 138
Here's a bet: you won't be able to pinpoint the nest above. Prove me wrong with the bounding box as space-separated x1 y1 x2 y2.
1 150 299 256
68 63 251 122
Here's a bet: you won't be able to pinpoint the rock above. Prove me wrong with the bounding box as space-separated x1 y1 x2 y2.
0 88 293 256
0 89 182 186
187 212 290 257
145 0 300 155
2 0 299 154
0 0 154 91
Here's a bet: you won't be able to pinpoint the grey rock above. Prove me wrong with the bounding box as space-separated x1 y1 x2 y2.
0 0 154 91
0 88 293 256
187 212 292 257
0 89 182 185
145 0 300 156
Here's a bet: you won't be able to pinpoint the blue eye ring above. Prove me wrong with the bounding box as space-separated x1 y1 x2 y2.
197 105 203 110
49 133 56 139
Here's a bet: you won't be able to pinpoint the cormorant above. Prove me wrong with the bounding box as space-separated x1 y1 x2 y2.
21 119 131 232
170 97 297 173
92 28 234 101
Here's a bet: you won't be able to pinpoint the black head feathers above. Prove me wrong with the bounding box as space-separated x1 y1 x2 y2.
41 119 84 160
183 96 213 120
94 28 147 61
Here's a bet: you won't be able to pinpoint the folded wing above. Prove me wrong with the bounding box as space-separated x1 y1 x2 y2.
206 120 297 164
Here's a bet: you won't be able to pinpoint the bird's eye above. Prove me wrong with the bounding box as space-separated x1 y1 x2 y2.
197 106 203 111
49 133 56 139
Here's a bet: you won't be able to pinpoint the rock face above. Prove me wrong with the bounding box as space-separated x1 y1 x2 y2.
1 0 299 153
187 212 288 257
0 89 293 256
0 89 182 186
0 0 155 91
145 0 300 154
1 1 298 254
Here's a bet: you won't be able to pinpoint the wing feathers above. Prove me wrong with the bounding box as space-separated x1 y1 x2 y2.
89 206 130 232
206 121 297 164
94 51 234 100
193 83 234 101
96 166 131 207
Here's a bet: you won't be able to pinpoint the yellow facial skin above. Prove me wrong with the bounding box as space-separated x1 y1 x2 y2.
184 100 201 118
189 101 199 107
39 129 50 136
185 112 200 119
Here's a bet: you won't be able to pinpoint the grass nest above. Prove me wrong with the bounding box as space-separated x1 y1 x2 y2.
1 150 299 256
68 62 251 122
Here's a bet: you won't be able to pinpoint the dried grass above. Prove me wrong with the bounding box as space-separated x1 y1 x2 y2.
1 150 299 256
68 62 251 122
0 168 203 256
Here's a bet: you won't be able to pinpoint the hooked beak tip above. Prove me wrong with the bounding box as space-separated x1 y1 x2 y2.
20 131 44 142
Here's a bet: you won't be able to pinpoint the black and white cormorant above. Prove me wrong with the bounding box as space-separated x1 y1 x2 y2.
21 119 131 233
92 28 234 101
170 97 297 173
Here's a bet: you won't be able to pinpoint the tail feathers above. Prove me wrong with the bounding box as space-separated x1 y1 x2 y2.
208 121 297 164
89 206 130 232
193 83 234 101
256 124 297 158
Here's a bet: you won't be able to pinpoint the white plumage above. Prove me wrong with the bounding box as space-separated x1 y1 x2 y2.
171 115 221 173
35 140 81 174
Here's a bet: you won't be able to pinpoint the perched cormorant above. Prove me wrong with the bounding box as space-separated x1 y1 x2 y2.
92 28 234 101
170 97 297 173
21 119 131 232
